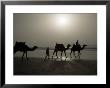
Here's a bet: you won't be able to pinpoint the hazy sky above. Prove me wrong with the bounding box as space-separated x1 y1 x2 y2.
14 13 97 48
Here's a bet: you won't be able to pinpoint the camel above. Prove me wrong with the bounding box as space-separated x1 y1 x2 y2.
52 43 71 58
70 44 87 59
14 42 38 61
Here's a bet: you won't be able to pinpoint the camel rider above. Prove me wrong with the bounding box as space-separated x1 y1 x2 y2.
73 43 76 48
76 40 80 48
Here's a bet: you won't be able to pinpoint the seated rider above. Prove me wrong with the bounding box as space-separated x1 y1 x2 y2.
76 40 81 48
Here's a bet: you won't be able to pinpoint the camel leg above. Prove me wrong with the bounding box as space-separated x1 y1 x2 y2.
44 55 47 61
48 55 50 59
52 51 55 59
26 51 28 61
45 55 47 59
22 52 25 61
61 52 62 58
64 51 67 58
78 51 80 59
47 54 49 59
56 52 58 58
73 51 76 58
70 50 72 58
78 53 80 59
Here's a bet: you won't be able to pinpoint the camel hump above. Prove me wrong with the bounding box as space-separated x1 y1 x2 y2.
15 41 26 45
14 42 26 49
56 43 64 46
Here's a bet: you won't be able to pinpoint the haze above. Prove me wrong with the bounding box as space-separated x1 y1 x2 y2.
13 13 97 48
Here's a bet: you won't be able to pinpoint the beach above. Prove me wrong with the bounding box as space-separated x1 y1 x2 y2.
14 56 97 75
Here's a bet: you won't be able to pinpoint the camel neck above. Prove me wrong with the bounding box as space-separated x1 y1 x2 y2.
66 47 69 50
28 47 36 51
81 46 85 50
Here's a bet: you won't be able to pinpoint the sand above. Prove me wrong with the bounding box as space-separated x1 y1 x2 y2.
14 57 97 75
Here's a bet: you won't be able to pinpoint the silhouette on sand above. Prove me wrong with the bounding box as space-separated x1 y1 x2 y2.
70 41 87 59
14 42 38 61
45 47 50 60
52 43 71 58
13 41 97 75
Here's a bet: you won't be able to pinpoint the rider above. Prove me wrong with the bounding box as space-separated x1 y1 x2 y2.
76 40 80 48
73 43 76 47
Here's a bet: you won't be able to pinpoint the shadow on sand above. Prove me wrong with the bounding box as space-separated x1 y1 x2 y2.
14 57 97 75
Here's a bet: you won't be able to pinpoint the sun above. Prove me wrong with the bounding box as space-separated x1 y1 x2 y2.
56 15 68 27
58 16 67 25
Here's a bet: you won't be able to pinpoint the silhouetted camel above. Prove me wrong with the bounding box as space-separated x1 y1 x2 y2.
70 44 87 59
52 43 71 58
14 42 38 61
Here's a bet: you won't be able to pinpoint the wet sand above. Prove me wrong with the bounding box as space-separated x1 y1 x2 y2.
14 57 97 75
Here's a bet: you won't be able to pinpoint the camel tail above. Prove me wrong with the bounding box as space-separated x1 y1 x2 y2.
14 50 17 54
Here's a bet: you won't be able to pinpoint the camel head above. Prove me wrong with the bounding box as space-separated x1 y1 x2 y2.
83 44 87 47
33 46 38 49
66 44 71 49
29 46 38 51
81 44 87 50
